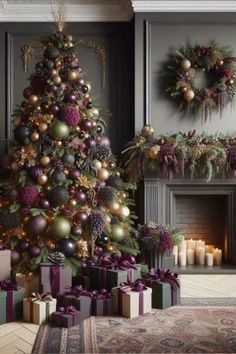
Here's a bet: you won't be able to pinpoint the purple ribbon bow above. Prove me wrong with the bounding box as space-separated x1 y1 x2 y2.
0 280 20 291
58 305 77 315
66 285 89 297
90 289 112 300
145 268 179 290
120 279 147 293
0 242 6 251
99 254 137 271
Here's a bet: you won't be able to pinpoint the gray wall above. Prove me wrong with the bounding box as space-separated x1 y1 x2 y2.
0 22 134 155
135 13 236 135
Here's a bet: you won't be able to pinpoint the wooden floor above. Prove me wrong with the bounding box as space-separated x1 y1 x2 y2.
0 274 236 353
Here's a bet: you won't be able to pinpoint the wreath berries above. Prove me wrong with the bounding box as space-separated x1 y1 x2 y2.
168 43 236 120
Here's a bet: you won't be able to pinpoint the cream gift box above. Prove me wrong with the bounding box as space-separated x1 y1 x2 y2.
112 284 152 319
16 273 39 297
23 293 56 325
0 250 11 282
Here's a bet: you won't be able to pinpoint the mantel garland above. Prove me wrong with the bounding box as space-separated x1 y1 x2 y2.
122 124 236 184
167 43 236 120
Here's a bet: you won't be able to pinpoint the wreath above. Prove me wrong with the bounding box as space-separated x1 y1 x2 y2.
167 43 236 120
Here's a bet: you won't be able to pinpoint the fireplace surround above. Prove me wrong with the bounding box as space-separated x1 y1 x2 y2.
143 177 236 272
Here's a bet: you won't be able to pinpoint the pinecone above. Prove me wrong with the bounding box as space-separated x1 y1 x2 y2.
94 145 112 160
106 175 124 191
47 186 70 207
98 186 116 206
88 211 105 236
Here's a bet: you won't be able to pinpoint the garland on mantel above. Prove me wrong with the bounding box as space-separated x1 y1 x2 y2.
122 124 236 184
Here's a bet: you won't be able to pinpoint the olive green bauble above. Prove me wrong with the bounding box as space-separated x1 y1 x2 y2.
49 216 71 239
49 120 70 140
110 224 126 241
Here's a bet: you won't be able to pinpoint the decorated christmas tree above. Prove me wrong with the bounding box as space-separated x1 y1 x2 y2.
0 29 139 276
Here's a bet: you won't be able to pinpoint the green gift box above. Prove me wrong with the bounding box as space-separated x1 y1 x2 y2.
149 280 181 309
0 291 7 325
0 288 25 323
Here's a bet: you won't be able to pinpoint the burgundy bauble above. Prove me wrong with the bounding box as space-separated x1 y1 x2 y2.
65 92 77 103
126 254 136 264
94 246 103 256
71 225 83 236
69 169 80 179
81 119 93 131
28 244 41 257
23 87 33 99
40 198 50 209
29 164 44 179
73 211 88 224
77 142 86 152
60 107 81 127
57 238 76 257
11 250 21 266
49 103 60 115
75 190 86 203
19 186 39 206
85 137 96 149
18 239 29 252
25 215 48 236
96 135 110 146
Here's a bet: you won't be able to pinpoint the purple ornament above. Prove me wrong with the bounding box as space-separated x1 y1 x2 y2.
65 92 77 103
85 137 96 149
78 78 85 85
40 198 50 209
48 85 58 93
11 250 21 266
96 135 110 147
69 169 80 179
49 103 60 115
57 238 76 257
23 87 33 99
73 211 88 224
28 244 41 258
94 246 103 256
29 164 44 179
81 119 93 131
77 142 86 152
71 225 83 236
25 215 48 236
75 190 86 203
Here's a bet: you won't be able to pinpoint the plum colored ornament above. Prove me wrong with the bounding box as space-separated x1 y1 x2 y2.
94 246 103 256
25 215 48 236
69 187 76 195
11 250 21 266
126 254 136 264
29 164 44 179
71 225 83 236
65 92 77 103
85 137 96 149
49 120 70 140
23 87 33 99
28 244 41 257
19 186 39 206
18 239 29 252
61 107 81 127
14 125 32 146
73 211 88 224
96 135 110 146
48 85 58 93
49 103 60 115
69 169 80 179
81 119 93 131
57 238 76 257
44 46 60 60
62 152 75 165
110 224 125 241
49 216 71 239
75 190 86 203
40 198 50 209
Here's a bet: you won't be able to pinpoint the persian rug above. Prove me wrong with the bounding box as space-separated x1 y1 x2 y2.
32 304 236 353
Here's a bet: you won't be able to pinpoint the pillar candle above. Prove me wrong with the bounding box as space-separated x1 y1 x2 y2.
206 253 213 266
196 240 205 248
179 239 187 266
205 245 214 253
187 248 195 265
173 245 178 265
187 239 196 250
196 246 205 265
213 248 222 266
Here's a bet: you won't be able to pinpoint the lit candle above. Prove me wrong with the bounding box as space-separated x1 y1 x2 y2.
187 248 195 265
179 239 187 266
205 245 214 253
196 239 205 248
187 239 196 250
196 246 205 265
213 248 222 266
206 252 213 266
173 245 178 265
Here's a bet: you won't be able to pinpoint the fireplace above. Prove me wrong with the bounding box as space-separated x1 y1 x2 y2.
143 177 236 273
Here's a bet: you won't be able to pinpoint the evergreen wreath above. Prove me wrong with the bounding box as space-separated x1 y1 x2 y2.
167 43 236 120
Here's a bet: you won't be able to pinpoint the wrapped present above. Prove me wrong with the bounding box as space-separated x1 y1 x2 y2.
39 252 72 297
0 280 25 323
23 292 57 325
0 243 11 282
90 254 141 291
15 273 39 297
51 305 81 328
90 289 113 316
57 285 91 321
72 275 90 290
114 280 152 319
144 268 180 309
144 250 175 270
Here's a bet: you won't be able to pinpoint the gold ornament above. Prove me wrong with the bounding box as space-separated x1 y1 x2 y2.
182 87 187 92
55 141 62 146
109 161 116 168
31 132 39 141
91 159 102 170
40 156 50 166
66 34 73 42
39 123 48 132
141 124 155 137
37 174 48 185
67 42 73 48
184 89 195 102
105 215 111 224
109 201 120 213
102 162 108 168
181 59 191 70
146 145 160 159
76 240 89 258
69 199 77 207
118 205 130 218
67 70 79 81
29 95 38 105
220 60 224 65
53 76 62 84
98 168 109 181
50 69 58 77
228 79 234 85
119 191 127 200
107 243 114 252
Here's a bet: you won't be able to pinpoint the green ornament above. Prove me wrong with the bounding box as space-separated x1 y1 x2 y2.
110 224 126 241
49 120 70 140
49 216 71 239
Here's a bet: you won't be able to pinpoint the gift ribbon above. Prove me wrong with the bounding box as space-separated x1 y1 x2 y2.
58 305 77 326
0 242 6 250
98 255 137 284
50 266 60 296
120 280 147 316
0 280 20 291
90 289 111 315
65 285 89 297
0 280 21 323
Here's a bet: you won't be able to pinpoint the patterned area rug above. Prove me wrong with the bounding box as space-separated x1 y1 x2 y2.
33 304 236 353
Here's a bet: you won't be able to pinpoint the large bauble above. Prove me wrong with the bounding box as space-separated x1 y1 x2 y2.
49 120 70 140
51 170 66 183
25 215 48 236
96 135 110 146
28 244 41 257
62 152 75 165
57 238 76 257
14 125 32 146
47 186 69 207
11 250 21 266
73 211 88 224
49 217 71 239
110 224 126 241
44 46 60 60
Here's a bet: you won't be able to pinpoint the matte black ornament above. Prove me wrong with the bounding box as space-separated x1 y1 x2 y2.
96 233 109 246
35 62 44 70
96 125 103 134
44 60 54 69
14 125 32 146
51 170 66 183
44 46 60 60
81 85 88 93
86 102 93 109
18 239 29 252
78 131 85 139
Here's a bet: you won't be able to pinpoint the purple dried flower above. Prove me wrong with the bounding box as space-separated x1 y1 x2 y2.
227 147 236 172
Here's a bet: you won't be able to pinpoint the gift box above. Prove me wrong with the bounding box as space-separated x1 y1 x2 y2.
57 294 91 322
112 281 152 319
144 268 181 309
51 306 81 328
39 262 72 297
23 293 57 325
144 250 175 270
90 290 113 316
15 273 39 297
0 280 25 324
72 275 90 290
0 249 11 282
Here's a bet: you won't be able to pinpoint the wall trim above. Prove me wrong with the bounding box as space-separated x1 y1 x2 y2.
132 1 236 12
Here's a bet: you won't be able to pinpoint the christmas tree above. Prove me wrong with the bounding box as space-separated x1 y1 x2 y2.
0 30 139 276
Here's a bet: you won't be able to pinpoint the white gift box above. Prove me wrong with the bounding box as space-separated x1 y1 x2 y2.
0 250 11 282
112 286 152 319
16 273 39 297
23 298 57 325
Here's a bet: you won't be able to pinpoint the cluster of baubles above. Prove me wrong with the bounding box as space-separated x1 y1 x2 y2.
0 31 132 267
